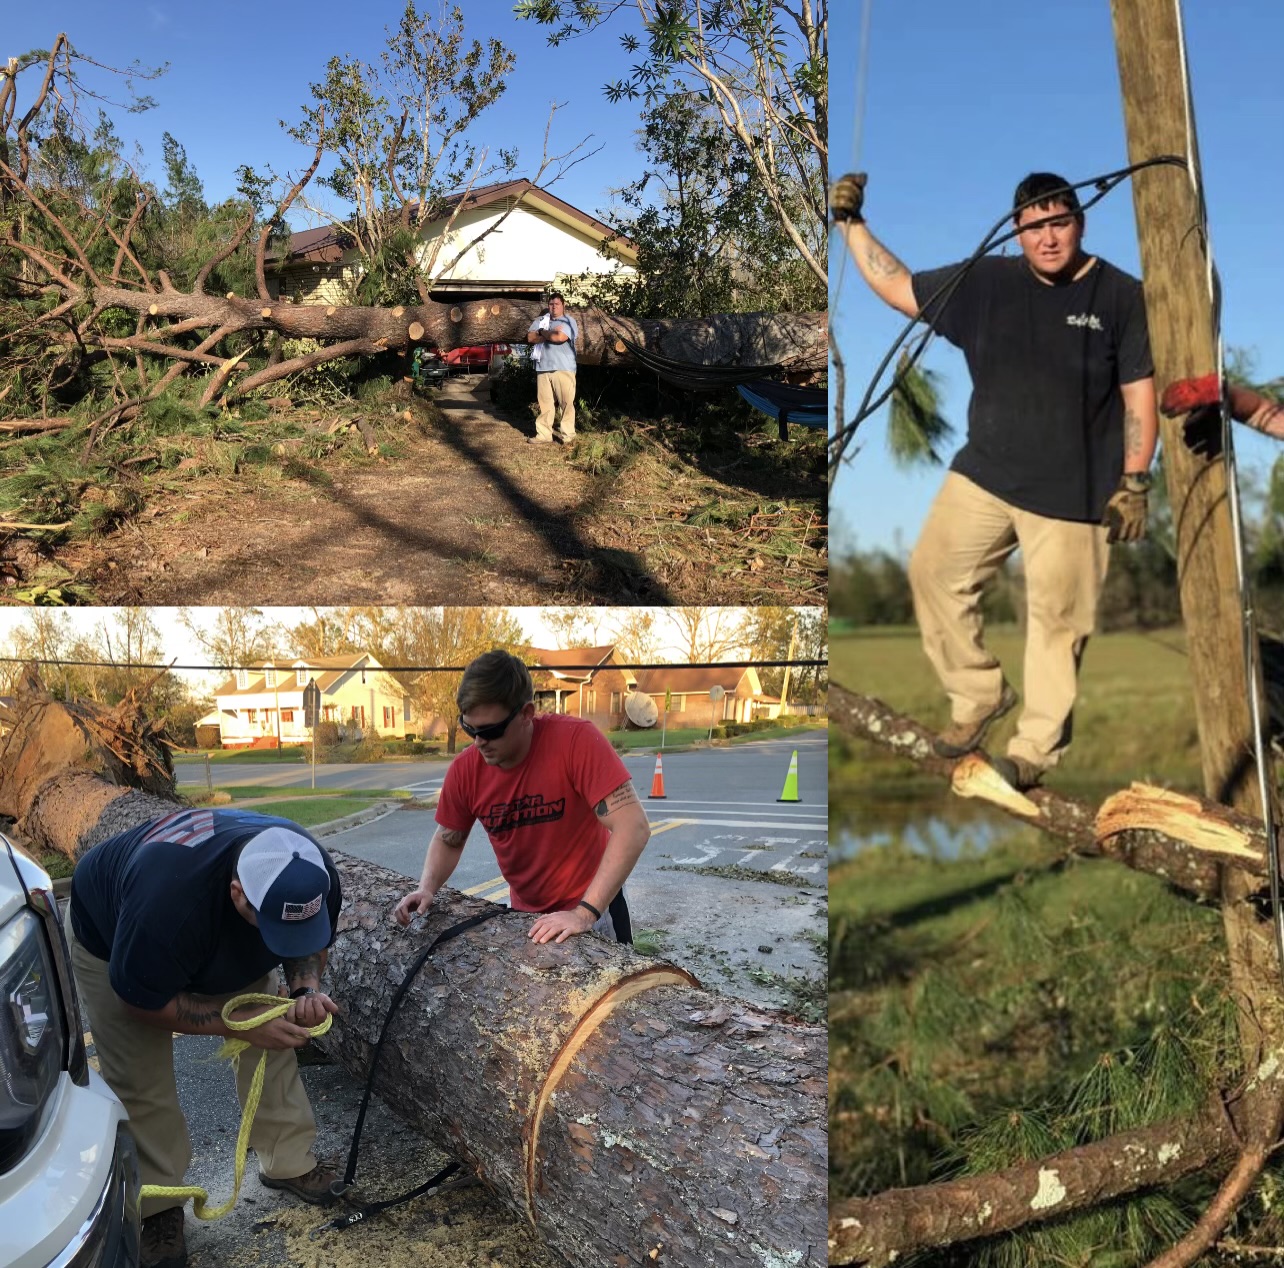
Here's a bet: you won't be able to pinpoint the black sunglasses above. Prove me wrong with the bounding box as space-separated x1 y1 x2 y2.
458 705 522 742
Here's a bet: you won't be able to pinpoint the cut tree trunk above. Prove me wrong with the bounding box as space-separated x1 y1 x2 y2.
0 675 826 1268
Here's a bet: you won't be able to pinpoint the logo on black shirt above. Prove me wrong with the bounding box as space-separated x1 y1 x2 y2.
1066 313 1103 331
481 794 566 832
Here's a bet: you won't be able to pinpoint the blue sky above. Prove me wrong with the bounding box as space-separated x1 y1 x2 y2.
9 3 654 230
830 0 1284 557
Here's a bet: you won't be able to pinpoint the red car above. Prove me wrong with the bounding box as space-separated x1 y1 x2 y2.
444 342 511 371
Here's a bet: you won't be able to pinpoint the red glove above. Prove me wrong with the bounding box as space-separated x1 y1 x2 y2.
1161 375 1266 425
1160 374 1219 417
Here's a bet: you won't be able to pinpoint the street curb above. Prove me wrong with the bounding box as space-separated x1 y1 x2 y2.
310 797 413 838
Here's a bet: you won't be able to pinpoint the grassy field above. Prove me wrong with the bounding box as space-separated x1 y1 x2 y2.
830 624 1203 790
611 720 825 750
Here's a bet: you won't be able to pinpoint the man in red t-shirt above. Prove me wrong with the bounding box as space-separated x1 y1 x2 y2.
394 651 651 944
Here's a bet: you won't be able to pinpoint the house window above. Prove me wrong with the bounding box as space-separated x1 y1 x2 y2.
586 690 597 714
404 698 412 722
281 709 295 723
383 706 393 727
245 709 257 723
264 667 276 688
671 695 685 712
323 705 336 722
296 668 308 686
236 670 249 690
610 692 622 713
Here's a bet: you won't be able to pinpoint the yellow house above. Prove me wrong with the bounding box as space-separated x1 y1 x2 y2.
267 178 637 307
212 653 412 748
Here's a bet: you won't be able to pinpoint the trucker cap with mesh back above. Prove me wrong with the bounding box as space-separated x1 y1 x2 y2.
236 827 332 959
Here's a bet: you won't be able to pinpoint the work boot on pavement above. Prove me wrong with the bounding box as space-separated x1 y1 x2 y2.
990 754 1046 792
140 1205 186 1268
259 1157 342 1206
932 682 1018 759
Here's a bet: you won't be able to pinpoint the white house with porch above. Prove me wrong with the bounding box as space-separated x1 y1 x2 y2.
211 653 412 748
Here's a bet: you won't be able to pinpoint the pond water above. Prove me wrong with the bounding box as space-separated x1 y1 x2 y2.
829 783 1015 861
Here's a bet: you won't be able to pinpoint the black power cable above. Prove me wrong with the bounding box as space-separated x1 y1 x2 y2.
827 155 1190 485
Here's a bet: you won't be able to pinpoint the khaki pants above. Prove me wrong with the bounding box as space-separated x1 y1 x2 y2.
908 471 1110 768
535 369 576 440
70 928 318 1217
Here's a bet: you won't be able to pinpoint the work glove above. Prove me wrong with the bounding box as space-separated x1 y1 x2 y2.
829 172 866 223
1102 472 1150 544
1160 374 1270 456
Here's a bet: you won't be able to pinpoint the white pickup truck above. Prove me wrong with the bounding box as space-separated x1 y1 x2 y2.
0 835 140 1267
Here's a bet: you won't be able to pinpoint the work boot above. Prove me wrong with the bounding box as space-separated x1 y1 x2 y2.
527 434 553 445
140 1206 186 1268
259 1156 342 1206
990 754 1046 792
932 682 1018 759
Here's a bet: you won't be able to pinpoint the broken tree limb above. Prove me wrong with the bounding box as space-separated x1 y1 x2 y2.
0 668 826 1267
829 1059 1284 1267
831 684 1269 901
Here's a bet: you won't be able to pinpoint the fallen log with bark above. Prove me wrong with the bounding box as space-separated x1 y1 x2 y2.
830 681 1284 1267
0 670 826 1268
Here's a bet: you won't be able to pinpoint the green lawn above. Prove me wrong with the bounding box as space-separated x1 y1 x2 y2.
831 624 1202 789
241 796 385 826
611 721 824 750
173 747 308 765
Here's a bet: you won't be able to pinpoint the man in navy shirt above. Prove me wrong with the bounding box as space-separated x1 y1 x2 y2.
68 808 344 1268
526 291 580 444
832 170 1158 790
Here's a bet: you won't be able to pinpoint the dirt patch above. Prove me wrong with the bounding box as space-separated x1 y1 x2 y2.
20 377 824 605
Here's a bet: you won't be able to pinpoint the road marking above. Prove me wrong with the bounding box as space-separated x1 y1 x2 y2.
645 819 694 836
463 875 505 896
659 816 826 830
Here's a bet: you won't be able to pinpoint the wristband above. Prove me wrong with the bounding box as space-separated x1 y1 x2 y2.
577 899 601 921
289 986 316 1000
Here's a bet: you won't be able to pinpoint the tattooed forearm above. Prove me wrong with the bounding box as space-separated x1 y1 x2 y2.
864 241 908 279
439 827 466 848
1124 407 1143 459
173 993 225 1029
596 780 641 817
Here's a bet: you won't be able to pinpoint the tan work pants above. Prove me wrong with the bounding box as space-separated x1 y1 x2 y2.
535 369 576 440
908 471 1110 768
70 929 318 1217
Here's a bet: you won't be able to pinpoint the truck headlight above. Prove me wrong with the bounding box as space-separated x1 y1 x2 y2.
0 909 64 1171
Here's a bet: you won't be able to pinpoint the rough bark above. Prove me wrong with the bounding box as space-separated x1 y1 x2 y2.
324 855 825 1268
0 671 827 1268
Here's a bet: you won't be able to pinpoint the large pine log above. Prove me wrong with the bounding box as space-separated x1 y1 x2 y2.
0 675 826 1267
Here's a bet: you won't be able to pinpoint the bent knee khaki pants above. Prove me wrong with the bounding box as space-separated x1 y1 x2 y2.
907 471 1110 768
69 928 318 1217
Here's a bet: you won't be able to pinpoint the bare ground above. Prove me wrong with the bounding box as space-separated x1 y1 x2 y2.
11 376 824 606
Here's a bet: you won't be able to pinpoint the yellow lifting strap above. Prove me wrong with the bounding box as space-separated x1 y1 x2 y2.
139 992 332 1221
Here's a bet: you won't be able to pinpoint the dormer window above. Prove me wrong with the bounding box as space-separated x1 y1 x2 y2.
296 667 308 686
264 667 276 688
235 670 250 690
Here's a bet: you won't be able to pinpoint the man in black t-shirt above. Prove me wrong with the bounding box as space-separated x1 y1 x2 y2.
832 171 1158 788
68 809 345 1268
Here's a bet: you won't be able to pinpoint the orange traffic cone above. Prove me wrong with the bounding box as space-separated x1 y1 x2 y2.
649 753 667 799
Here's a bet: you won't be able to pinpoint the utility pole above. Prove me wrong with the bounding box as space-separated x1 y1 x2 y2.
1111 0 1279 1061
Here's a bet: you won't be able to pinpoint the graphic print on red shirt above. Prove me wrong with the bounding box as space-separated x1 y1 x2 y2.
435 714 631 912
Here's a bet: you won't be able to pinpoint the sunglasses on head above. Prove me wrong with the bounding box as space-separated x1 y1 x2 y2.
458 704 522 742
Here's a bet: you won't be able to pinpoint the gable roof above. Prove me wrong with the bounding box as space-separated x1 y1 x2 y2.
270 179 637 269
634 666 755 696
211 652 405 699
529 645 622 686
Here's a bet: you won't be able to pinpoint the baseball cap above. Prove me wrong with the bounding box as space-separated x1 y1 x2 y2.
236 827 332 958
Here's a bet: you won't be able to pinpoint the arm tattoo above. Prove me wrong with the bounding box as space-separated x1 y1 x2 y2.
1124 407 1143 459
283 951 324 987
173 993 224 1028
596 780 641 818
439 828 466 848
1250 403 1284 434
864 242 908 280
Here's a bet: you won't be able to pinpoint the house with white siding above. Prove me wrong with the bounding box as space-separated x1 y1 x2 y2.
211 653 413 748
267 179 637 307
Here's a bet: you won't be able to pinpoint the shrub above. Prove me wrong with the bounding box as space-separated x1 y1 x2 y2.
352 730 387 763
489 354 537 413
314 720 341 749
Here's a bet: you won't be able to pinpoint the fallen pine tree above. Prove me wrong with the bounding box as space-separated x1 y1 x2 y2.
829 683 1284 1268
0 670 826 1268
